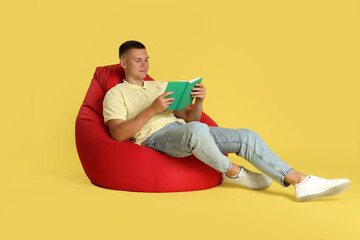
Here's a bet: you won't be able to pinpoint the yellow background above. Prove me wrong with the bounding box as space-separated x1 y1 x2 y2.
1 0 359 239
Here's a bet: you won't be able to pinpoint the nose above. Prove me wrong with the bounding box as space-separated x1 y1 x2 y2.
140 60 148 68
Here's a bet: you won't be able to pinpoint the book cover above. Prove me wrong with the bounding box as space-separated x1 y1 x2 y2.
164 77 203 111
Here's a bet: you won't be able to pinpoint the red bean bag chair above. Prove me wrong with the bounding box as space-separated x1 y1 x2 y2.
75 63 223 192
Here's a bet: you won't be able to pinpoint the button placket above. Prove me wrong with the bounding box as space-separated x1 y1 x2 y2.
140 88 149 100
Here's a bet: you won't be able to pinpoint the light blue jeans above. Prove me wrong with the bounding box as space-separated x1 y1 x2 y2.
143 121 294 187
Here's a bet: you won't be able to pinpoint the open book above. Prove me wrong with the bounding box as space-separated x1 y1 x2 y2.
164 77 203 111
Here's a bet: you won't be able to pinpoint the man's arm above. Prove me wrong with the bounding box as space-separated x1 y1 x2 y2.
174 83 206 122
107 91 174 142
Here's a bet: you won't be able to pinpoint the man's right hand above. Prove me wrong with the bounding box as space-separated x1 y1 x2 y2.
150 91 174 114
107 92 174 142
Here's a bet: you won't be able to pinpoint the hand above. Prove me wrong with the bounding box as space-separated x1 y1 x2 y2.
150 91 174 114
191 83 206 103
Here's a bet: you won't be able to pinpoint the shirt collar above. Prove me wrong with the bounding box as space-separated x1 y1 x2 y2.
123 79 148 90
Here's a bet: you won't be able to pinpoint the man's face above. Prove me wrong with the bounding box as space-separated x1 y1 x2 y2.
121 48 149 81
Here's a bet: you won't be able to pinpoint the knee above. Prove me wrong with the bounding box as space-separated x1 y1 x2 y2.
184 121 209 135
183 122 209 150
242 129 260 139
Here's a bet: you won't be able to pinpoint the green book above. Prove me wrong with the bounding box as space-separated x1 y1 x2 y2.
164 77 203 111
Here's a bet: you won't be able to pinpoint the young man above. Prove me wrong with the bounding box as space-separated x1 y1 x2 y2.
103 40 351 201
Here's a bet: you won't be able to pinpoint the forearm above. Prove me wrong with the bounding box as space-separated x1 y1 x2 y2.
110 107 155 142
186 100 203 122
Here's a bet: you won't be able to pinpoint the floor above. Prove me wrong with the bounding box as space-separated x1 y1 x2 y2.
2 154 359 240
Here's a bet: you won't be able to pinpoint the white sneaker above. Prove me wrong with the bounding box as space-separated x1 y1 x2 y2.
222 165 272 190
295 175 351 202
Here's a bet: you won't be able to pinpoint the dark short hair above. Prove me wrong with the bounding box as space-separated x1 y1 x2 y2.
119 40 146 59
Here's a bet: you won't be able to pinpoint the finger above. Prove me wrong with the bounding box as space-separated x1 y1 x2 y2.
193 85 204 90
192 91 205 95
191 93 204 97
162 91 174 97
165 100 174 107
192 89 204 94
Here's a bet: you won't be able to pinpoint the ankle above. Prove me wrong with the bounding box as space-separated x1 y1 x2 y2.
225 164 241 178
284 170 308 185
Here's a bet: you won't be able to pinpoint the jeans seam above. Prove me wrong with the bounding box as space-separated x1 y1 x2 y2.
146 138 186 152
219 139 286 173
195 149 230 173
250 142 287 174
217 138 290 183
246 141 293 187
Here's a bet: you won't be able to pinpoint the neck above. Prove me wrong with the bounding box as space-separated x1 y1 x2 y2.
125 77 144 87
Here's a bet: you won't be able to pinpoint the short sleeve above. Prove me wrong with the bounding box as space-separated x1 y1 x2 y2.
103 88 127 123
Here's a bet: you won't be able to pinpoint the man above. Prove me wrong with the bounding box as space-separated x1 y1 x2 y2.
103 40 350 201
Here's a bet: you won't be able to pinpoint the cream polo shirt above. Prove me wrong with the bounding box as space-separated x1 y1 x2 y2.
103 80 186 145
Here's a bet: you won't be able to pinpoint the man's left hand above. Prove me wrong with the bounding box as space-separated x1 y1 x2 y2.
191 83 206 103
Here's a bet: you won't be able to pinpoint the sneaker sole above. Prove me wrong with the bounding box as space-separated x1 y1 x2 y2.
297 181 351 202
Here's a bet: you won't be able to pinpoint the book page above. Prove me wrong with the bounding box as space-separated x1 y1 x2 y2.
188 77 202 83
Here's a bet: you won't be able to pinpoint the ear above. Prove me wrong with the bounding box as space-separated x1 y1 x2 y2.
120 58 126 69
